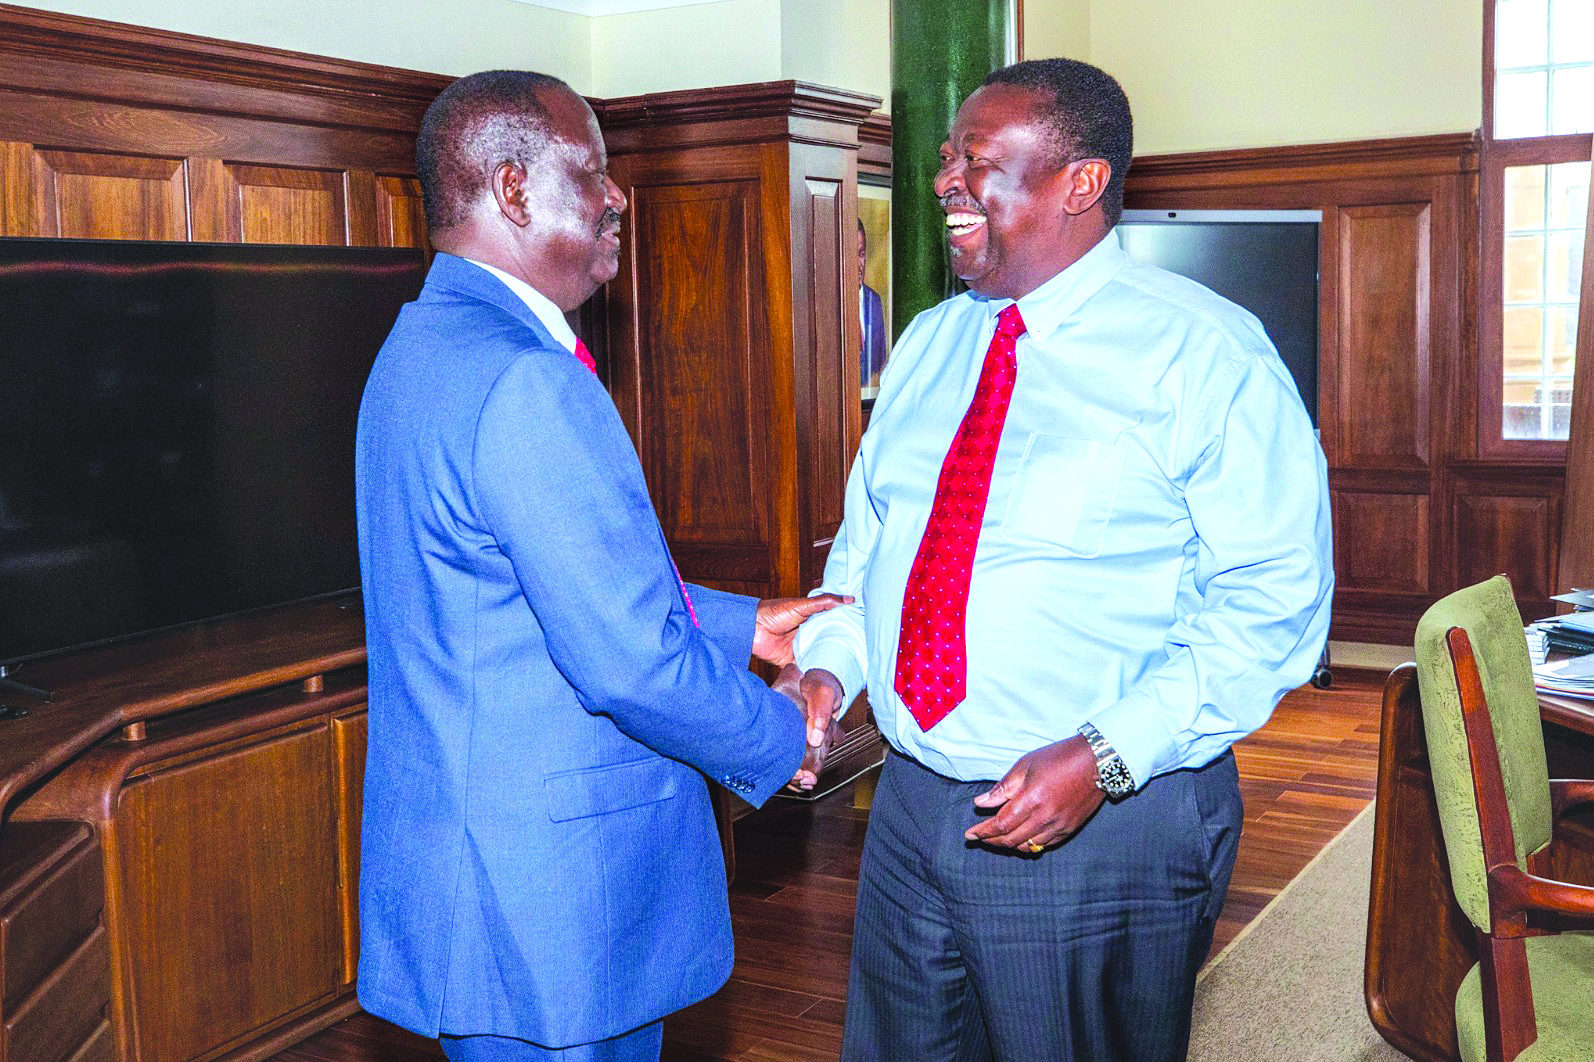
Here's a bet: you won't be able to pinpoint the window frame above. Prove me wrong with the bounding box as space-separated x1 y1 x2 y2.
1478 0 1594 460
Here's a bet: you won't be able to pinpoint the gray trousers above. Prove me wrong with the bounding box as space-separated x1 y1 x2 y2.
841 748 1241 1062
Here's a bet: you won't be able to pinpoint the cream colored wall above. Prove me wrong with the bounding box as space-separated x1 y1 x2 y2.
19 0 1478 149
592 0 782 97
21 0 890 108
20 0 593 87
1022 0 1483 154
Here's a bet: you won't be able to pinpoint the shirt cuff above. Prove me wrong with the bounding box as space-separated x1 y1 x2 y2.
793 627 867 720
1084 690 1178 793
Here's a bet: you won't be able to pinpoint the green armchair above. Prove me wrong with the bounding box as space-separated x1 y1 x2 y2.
1414 574 1594 1061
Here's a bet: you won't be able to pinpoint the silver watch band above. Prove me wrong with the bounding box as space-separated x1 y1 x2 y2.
1078 721 1135 798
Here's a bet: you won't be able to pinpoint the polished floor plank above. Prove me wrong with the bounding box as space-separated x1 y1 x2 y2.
281 670 1386 1062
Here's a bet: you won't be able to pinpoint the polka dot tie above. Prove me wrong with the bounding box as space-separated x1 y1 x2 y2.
893 303 1026 730
571 335 698 627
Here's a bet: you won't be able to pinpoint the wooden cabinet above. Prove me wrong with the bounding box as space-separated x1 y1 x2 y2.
597 82 877 599
0 602 369 1062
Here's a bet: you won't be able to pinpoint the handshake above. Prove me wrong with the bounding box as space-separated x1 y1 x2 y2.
774 664 845 792
752 594 853 793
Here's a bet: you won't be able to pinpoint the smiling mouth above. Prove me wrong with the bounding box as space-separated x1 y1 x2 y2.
945 210 985 240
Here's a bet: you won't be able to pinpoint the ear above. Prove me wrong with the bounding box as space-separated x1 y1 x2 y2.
1058 158 1111 217
489 161 533 228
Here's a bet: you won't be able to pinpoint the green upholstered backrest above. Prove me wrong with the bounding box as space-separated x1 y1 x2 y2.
1413 575 1553 932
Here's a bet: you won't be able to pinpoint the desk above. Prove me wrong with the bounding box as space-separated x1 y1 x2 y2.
1364 665 1594 1061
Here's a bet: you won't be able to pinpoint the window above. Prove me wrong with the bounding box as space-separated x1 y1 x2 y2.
1483 0 1594 450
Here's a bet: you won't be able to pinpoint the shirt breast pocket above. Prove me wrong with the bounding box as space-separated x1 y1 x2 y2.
999 434 1123 557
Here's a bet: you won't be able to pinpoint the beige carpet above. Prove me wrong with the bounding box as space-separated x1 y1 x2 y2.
1188 805 1415 1061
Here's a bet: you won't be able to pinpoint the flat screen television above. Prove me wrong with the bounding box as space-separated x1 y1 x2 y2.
1116 209 1321 426
0 237 427 680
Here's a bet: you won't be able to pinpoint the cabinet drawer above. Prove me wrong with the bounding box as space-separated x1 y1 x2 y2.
1 823 103 1008
4 925 111 1062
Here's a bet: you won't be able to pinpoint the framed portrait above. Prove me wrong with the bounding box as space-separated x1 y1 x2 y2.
859 189 891 406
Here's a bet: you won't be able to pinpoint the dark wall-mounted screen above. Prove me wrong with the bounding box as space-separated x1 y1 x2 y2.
1116 209 1321 427
0 237 426 667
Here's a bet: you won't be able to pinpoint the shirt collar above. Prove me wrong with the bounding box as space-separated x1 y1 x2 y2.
462 257 580 354
973 230 1127 343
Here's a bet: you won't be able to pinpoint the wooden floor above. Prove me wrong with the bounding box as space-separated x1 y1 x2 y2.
280 669 1385 1062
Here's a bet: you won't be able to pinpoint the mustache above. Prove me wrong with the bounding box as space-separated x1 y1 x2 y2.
597 207 622 236
939 192 982 213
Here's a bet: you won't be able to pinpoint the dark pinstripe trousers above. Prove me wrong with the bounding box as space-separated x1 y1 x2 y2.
840 749 1241 1062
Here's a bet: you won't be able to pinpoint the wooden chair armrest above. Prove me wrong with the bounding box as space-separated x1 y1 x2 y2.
1491 863 1594 918
1550 778 1594 818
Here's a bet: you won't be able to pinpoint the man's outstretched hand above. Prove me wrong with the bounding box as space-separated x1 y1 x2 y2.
753 594 852 667
786 668 845 791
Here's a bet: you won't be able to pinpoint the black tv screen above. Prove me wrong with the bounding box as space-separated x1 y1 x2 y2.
1117 209 1321 427
0 237 426 668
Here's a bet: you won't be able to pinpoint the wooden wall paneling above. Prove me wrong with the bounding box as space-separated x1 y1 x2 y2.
614 160 775 596
225 163 348 246
117 723 342 1062
0 139 36 235
1332 483 1432 595
1449 467 1564 615
1335 200 1434 470
32 149 188 241
374 175 427 249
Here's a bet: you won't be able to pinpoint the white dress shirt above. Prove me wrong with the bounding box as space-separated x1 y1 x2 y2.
464 258 579 354
794 232 1334 787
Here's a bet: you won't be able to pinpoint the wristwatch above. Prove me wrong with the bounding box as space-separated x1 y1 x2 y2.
1079 721 1135 799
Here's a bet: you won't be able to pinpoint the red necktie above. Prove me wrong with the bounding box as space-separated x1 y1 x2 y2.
570 335 699 627
573 337 598 374
894 303 1026 730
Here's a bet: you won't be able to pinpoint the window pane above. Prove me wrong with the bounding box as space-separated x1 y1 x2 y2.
1548 159 1592 227
1551 0 1594 62
1504 306 1546 373
1498 159 1589 441
1506 233 1547 300
1548 230 1585 301
1497 70 1550 137
1549 306 1579 373
1550 65 1594 133
1506 164 1548 229
1499 0 1549 65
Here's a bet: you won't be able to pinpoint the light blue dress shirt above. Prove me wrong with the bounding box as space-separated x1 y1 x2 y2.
794 232 1334 787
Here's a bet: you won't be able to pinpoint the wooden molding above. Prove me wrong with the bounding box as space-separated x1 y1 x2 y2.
0 2 449 131
1127 131 1481 192
597 80 881 129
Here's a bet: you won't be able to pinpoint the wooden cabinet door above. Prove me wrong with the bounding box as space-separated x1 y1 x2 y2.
116 723 341 1062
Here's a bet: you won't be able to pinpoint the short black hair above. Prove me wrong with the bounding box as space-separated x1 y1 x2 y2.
416 70 569 233
982 58 1133 227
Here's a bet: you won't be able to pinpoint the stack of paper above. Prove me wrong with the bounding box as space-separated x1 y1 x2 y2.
1533 651 1594 699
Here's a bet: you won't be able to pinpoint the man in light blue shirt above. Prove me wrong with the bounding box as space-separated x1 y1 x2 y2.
793 58 1332 1062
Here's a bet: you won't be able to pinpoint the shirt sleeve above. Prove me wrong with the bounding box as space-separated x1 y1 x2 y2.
1086 351 1334 789
792 446 878 715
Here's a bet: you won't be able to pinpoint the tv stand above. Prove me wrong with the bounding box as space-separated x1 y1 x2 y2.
0 663 54 701
0 598 369 1062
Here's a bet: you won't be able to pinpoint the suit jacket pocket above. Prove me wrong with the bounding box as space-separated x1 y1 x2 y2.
545 757 682 822
999 434 1122 557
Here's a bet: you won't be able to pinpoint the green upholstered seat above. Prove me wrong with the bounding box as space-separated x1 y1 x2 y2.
1455 934 1594 1062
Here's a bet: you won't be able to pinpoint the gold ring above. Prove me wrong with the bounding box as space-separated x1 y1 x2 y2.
1023 839 1045 853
